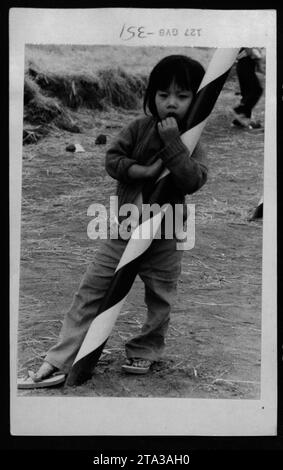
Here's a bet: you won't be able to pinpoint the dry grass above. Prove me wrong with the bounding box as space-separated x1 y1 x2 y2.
24 64 147 141
23 45 218 143
18 46 264 398
25 44 214 75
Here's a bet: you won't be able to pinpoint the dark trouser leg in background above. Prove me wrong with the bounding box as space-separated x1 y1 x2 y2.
235 57 263 118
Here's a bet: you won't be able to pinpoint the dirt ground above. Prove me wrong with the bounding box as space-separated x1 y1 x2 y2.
17 82 264 399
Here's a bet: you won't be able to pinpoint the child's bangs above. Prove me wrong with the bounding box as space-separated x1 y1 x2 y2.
156 67 192 92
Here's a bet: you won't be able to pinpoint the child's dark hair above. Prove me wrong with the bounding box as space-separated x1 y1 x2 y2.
143 55 205 116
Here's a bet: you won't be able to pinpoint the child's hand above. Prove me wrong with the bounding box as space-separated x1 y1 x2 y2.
158 117 180 145
127 159 163 180
145 159 164 178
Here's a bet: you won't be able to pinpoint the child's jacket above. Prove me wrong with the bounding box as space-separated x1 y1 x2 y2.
105 115 208 232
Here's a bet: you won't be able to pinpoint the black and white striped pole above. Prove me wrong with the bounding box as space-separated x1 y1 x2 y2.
66 48 240 386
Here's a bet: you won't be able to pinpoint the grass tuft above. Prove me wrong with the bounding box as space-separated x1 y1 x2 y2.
24 61 148 142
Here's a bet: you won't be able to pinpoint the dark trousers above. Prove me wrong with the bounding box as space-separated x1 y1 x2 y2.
235 57 263 118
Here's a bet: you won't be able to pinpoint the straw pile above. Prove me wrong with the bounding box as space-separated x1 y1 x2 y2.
23 63 147 144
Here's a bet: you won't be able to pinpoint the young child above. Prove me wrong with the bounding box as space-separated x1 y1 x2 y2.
21 55 208 386
232 47 264 129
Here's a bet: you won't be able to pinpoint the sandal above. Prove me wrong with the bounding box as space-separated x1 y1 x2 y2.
17 370 66 389
17 361 65 389
121 358 153 375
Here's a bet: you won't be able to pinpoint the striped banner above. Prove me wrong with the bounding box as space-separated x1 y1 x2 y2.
66 48 240 386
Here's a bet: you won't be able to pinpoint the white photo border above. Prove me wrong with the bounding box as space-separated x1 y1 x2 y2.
10 8 277 436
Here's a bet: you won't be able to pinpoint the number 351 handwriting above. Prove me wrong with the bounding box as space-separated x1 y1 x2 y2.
120 24 202 40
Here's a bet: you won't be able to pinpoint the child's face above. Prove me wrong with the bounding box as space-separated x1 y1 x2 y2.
155 81 193 124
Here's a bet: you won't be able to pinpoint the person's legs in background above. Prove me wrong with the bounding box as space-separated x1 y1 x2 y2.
233 56 263 128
